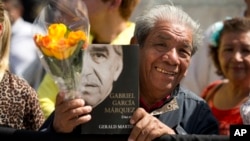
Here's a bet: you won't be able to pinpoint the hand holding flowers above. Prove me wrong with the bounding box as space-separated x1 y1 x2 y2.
33 0 90 100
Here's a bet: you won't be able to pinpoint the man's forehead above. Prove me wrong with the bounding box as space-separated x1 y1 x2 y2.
151 22 193 41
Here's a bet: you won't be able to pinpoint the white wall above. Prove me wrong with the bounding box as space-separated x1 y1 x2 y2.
131 0 245 30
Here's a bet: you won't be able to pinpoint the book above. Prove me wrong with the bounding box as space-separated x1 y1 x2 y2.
80 44 139 134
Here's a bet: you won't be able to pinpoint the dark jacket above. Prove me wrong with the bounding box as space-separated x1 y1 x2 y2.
153 86 219 134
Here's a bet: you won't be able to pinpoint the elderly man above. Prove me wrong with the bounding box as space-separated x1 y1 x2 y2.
39 4 219 140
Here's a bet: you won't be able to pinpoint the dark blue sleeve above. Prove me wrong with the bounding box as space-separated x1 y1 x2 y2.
39 111 56 133
192 101 219 134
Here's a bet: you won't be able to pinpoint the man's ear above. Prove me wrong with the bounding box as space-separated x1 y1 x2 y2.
130 36 138 44
113 58 123 81
183 69 188 77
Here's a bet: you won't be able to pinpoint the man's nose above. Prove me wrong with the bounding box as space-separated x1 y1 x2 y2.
162 48 179 65
82 55 92 76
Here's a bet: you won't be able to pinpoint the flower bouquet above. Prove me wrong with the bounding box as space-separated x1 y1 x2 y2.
33 0 90 100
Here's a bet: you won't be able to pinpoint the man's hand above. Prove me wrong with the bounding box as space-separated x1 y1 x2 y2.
128 108 175 141
53 92 92 133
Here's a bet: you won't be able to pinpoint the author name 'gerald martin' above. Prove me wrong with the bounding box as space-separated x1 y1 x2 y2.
99 124 133 129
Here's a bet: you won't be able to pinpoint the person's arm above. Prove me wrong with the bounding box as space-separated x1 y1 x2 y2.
37 74 59 119
191 101 219 135
40 92 93 133
39 111 56 133
26 91 45 130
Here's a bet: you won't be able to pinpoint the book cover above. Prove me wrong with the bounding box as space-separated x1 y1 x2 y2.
80 44 139 134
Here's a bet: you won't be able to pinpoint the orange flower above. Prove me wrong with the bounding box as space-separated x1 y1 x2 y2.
34 23 87 60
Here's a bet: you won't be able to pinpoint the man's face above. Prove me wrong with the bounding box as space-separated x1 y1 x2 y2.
81 44 123 107
139 21 193 98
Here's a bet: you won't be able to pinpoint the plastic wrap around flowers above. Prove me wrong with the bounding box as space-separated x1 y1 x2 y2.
33 0 90 100
240 95 250 124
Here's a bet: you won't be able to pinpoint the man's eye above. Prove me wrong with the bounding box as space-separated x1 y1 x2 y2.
154 43 167 48
155 43 166 47
179 48 191 58
243 49 250 53
153 43 168 51
91 52 107 63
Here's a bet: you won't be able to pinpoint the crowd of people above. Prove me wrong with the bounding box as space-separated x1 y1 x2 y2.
0 0 249 140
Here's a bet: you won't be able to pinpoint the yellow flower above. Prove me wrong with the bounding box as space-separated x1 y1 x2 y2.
48 23 67 40
34 23 87 60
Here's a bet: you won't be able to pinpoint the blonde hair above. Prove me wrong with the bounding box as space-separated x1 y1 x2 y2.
0 0 11 73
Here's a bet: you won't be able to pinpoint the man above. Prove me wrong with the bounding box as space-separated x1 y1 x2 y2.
81 44 123 107
40 4 219 140
3 0 44 90
37 0 140 119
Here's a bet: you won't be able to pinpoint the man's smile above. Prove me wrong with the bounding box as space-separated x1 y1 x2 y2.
155 66 177 75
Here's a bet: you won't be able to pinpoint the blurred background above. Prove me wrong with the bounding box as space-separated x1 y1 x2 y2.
130 0 245 30
22 0 245 35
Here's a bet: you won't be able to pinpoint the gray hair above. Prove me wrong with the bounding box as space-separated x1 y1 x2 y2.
134 4 202 55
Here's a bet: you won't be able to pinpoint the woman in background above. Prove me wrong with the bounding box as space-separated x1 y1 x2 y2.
202 17 250 135
0 0 44 130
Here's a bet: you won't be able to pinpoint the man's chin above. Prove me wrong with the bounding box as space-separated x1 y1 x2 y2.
82 97 100 107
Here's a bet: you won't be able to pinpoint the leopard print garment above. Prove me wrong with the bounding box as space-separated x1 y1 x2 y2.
0 71 45 130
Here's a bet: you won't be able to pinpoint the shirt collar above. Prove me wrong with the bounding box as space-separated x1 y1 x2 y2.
140 84 180 113
140 94 171 113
